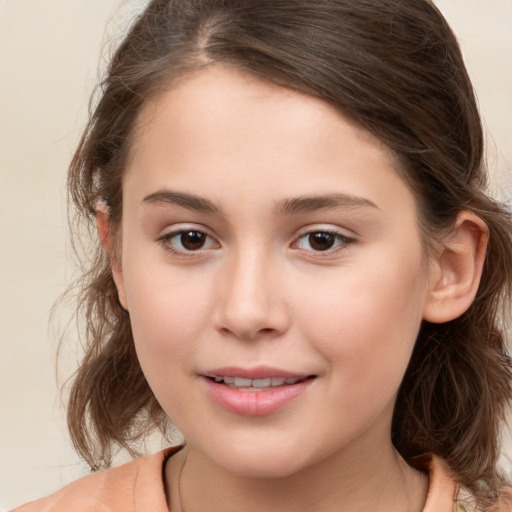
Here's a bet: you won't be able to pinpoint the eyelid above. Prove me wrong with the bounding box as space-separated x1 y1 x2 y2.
291 226 356 254
156 224 221 256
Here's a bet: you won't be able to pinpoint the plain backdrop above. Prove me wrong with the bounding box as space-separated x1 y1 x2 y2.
1 0 511 509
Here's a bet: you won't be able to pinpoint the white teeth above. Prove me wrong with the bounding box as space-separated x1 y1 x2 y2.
234 377 252 387
213 375 304 388
252 378 271 387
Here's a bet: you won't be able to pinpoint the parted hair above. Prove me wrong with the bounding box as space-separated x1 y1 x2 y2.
66 0 512 507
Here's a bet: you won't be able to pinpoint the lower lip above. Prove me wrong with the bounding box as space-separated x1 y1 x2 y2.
202 377 314 416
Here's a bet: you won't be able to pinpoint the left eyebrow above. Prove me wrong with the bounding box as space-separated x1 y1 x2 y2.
274 194 380 216
142 190 222 215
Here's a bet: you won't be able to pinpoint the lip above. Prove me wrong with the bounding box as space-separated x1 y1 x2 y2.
201 366 316 416
202 366 310 380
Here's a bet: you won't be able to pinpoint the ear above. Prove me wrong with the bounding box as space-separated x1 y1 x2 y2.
96 204 128 310
423 212 488 323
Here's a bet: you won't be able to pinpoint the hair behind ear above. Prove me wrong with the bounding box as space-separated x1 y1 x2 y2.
393 197 512 508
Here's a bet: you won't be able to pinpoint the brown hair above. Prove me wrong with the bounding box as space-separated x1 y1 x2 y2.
66 0 512 506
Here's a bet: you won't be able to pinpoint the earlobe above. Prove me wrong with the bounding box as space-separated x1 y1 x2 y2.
423 212 488 324
96 204 128 311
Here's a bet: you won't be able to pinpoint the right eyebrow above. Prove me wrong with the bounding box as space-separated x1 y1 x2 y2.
142 190 222 215
274 193 379 216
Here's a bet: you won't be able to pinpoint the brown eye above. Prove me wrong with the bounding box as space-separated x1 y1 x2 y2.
294 230 354 253
158 229 218 254
308 232 336 251
180 231 207 250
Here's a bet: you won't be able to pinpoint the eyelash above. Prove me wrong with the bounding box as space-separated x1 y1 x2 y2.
292 230 355 254
156 228 355 257
157 228 219 256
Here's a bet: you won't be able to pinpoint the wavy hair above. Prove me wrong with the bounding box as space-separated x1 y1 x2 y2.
65 0 512 507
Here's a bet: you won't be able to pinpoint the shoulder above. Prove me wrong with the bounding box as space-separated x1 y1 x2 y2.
11 447 180 512
455 486 512 512
413 454 512 512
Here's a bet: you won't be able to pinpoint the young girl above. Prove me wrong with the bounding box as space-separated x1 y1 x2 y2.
14 0 512 511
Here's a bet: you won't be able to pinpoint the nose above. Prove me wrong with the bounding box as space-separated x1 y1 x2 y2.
214 249 291 340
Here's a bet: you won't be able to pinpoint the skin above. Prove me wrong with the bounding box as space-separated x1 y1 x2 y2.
105 65 487 511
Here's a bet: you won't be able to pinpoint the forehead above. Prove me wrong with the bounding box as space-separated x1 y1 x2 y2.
124 65 417 221
131 65 394 166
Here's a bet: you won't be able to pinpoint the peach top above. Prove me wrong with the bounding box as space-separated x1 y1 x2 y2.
11 449 509 511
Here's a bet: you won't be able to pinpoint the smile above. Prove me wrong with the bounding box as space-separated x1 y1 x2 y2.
202 368 316 416
210 376 306 391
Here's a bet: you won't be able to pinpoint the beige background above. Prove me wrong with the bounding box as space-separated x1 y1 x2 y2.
1 0 511 509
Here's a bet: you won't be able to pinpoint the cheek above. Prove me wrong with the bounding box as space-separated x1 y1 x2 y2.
296 246 427 390
125 268 215 427
122 259 213 376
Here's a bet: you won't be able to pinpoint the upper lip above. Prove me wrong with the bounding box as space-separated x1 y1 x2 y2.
201 366 313 380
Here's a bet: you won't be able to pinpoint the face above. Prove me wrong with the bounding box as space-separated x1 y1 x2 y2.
114 65 435 478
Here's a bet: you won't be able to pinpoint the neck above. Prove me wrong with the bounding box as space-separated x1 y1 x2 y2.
165 439 428 512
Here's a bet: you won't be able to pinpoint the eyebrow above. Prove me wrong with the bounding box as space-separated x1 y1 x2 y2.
142 190 378 216
143 190 222 214
274 194 379 216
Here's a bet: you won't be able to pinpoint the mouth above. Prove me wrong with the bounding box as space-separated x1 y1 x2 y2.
201 367 316 415
206 375 312 392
